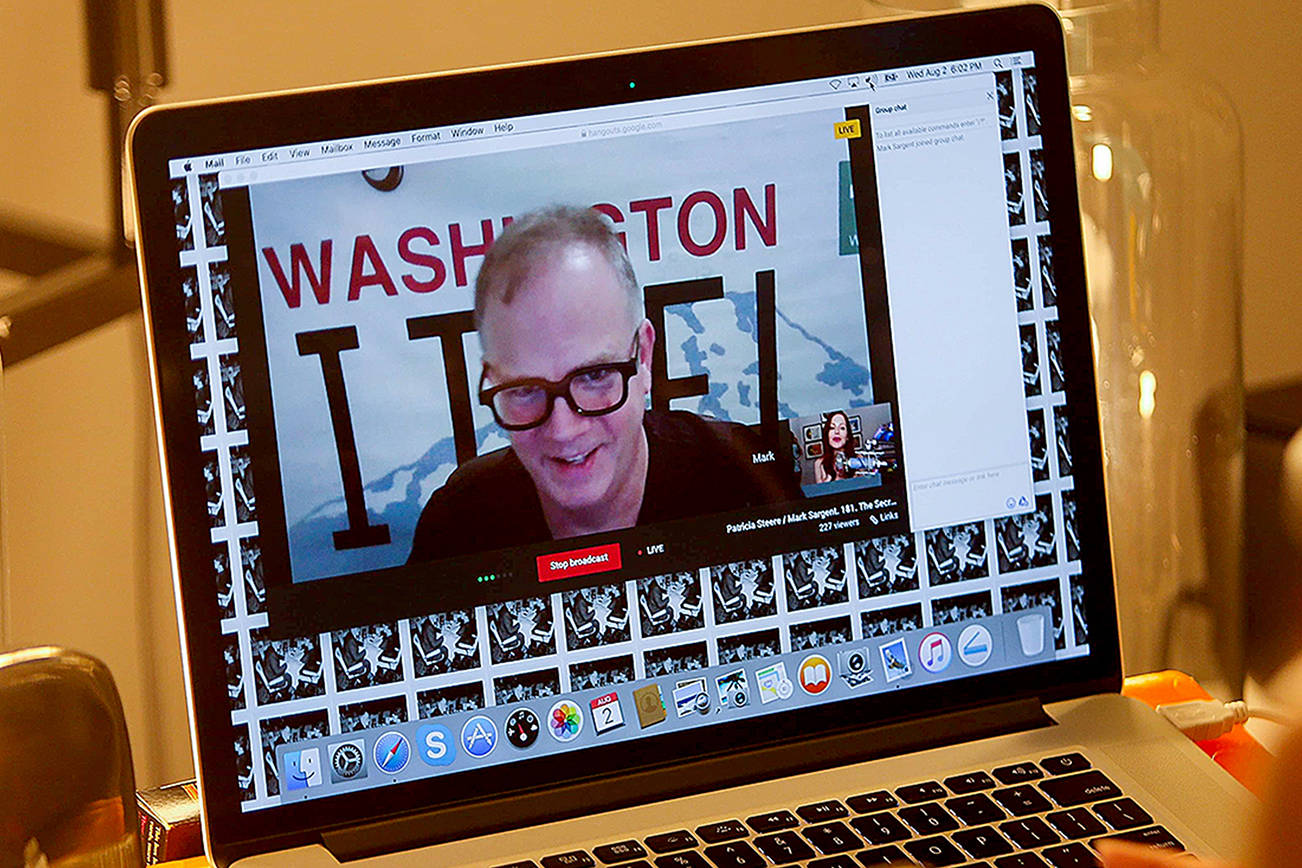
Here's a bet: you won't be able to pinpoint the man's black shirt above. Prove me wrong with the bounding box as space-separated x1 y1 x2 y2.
407 410 800 563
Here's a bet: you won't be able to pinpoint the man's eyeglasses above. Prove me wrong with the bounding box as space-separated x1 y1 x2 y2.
478 333 641 431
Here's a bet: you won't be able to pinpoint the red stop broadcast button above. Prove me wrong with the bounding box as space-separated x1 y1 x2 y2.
537 543 622 582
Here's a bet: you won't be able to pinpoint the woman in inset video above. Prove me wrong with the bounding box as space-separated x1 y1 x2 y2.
815 410 857 484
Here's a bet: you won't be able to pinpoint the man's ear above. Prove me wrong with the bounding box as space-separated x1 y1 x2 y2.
637 318 656 369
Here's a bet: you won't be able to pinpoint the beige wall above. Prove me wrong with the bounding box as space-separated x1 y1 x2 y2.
2 313 191 787
1159 3 1302 389
1 1 1299 787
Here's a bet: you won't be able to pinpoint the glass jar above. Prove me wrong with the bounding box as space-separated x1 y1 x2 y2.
867 0 1245 684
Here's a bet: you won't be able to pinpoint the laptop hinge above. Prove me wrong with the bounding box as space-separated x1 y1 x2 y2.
322 697 1052 862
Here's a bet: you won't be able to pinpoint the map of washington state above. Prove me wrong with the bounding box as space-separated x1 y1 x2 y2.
287 291 874 582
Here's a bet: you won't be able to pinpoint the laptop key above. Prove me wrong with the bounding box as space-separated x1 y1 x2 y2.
1038 772 1122 808
1039 754 1091 776
695 821 749 843
492 863 539 868
850 812 913 844
595 842 648 863
899 803 960 834
944 771 997 794
952 826 1014 859
992 763 1044 785
1093 799 1153 831
609 863 651 868
993 854 1050 868
857 844 911 865
755 831 816 863
1000 817 1061 849
947 794 1006 826
897 781 948 803
701 840 766 868
646 832 698 854
904 836 967 866
542 853 595 868
800 800 851 822
1042 843 1098 868
809 857 860 868
848 791 899 814
804 821 863 854
1093 826 1183 852
745 810 799 833
1046 808 1107 839
991 785 1053 816
652 854 710 868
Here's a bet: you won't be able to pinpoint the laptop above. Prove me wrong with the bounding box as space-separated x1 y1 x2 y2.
127 6 1256 867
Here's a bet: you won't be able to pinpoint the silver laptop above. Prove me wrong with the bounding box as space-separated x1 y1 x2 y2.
127 6 1255 867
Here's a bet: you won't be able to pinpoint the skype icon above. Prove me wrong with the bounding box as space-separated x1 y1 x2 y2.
415 724 456 767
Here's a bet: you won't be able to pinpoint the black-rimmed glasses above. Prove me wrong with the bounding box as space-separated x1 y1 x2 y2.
478 332 641 431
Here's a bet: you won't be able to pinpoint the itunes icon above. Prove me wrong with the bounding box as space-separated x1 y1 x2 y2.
918 632 952 674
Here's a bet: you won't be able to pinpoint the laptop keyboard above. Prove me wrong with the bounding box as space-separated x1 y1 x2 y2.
493 753 1186 868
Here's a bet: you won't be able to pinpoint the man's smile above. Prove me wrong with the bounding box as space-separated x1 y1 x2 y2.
550 445 600 468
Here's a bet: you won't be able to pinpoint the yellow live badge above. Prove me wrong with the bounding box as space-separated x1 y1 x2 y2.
834 119 862 140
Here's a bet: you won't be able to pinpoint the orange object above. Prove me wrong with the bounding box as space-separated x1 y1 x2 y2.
161 857 209 868
1122 669 1272 796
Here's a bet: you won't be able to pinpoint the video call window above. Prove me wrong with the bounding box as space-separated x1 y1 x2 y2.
225 100 900 622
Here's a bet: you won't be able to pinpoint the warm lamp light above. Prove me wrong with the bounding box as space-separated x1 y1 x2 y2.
1092 143 1114 182
1138 370 1156 419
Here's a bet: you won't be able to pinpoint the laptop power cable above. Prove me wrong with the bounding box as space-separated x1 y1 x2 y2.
1156 699 1294 741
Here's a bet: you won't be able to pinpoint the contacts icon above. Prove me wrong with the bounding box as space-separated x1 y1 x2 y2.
634 684 667 728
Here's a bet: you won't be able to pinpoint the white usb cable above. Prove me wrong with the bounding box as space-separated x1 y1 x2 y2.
1157 699 1294 741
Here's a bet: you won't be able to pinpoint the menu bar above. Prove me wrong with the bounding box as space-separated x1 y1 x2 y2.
168 51 1033 180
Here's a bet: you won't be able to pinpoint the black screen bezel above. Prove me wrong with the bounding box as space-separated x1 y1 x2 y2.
129 5 1120 862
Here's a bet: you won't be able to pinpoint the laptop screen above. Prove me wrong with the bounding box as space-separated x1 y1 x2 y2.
142 22 1099 823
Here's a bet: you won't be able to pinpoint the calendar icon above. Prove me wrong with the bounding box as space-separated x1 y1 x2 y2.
589 691 625 734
